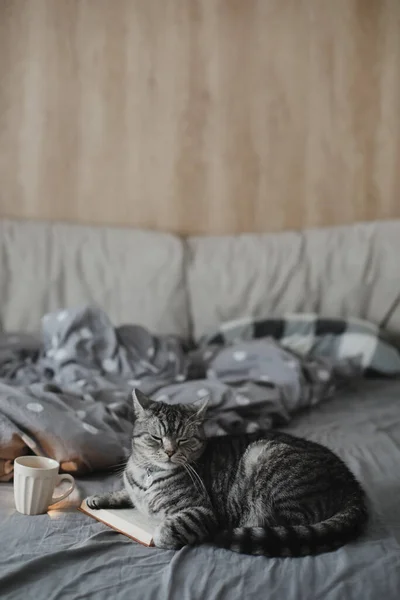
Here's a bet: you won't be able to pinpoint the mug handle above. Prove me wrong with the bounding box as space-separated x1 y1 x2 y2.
50 474 75 505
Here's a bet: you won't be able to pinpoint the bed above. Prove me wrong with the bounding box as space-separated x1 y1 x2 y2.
1 218 400 600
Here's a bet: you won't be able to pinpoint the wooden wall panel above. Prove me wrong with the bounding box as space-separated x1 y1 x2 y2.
0 0 399 235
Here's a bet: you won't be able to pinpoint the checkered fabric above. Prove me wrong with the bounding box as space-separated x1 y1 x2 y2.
202 314 400 376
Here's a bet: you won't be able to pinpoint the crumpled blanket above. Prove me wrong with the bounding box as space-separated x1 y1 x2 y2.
0 306 361 480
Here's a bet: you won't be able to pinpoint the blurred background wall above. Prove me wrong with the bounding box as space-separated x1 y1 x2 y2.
0 0 399 235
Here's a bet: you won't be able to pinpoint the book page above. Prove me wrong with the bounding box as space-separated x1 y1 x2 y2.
80 500 162 545
100 506 161 532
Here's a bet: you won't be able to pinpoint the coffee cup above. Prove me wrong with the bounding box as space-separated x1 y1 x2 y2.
14 456 75 515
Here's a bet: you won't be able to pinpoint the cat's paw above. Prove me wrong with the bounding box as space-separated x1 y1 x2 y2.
153 521 187 550
86 495 107 510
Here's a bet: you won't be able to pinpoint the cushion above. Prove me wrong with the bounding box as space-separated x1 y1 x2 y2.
187 221 400 340
0 219 189 337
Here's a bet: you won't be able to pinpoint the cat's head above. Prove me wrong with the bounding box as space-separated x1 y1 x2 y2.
130 389 208 470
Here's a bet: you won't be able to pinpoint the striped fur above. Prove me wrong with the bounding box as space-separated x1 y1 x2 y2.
87 390 368 556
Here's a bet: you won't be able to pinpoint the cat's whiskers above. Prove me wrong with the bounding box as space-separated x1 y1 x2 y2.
112 465 126 473
110 458 128 476
186 463 209 500
176 457 210 502
177 460 203 496
112 460 128 469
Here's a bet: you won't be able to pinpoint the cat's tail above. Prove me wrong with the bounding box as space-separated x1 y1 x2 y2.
212 501 368 557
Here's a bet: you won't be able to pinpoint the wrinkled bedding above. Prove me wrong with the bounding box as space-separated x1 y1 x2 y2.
0 306 359 480
1 380 400 600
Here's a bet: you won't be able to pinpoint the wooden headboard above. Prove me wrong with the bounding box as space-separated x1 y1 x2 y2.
1 0 399 236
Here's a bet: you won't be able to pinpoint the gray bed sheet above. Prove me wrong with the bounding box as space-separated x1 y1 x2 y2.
1 380 400 600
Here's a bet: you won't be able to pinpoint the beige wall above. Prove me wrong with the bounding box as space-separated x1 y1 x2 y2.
0 0 399 235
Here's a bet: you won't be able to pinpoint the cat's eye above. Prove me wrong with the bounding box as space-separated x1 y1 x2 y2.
178 438 189 445
149 435 161 442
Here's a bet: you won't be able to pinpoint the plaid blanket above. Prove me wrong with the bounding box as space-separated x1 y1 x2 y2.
202 314 400 376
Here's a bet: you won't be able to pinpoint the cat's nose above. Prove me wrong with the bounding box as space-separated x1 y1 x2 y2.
165 448 176 457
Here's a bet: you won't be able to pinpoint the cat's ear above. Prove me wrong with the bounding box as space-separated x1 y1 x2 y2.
132 389 154 414
190 399 208 421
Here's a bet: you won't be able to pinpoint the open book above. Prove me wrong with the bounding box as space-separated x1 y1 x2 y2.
79 499 162 547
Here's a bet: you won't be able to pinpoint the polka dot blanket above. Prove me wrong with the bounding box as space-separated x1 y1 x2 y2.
0 305 361 480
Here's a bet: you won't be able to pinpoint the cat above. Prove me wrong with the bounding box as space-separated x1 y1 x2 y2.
86 389 368 557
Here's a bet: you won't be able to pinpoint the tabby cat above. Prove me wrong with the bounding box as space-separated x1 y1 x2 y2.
87 389 368 557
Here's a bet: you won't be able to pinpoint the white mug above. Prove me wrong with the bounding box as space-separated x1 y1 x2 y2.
14 456 75 515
